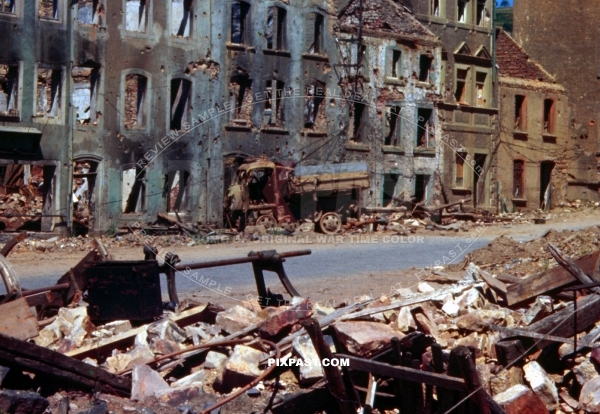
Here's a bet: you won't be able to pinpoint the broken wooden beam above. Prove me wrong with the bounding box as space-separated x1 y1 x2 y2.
505 250 600 306
0 332 131 396
0 232 26 257
157 212 198 234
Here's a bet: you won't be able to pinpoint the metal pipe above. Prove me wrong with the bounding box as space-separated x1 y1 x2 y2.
21 283 70 297
175 249 311 271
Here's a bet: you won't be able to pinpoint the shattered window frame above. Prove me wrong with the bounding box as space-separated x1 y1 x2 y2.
514 94 527 132
266 6 287 50
386 47 402 79
72 159 98 233
475 70 489 108
171 0 193 38
457 0 468 24
416 107 435 148
430 0 440 17
231 1 251 45
228 70 253 126
170 77 192 131
455 151 466 188
124 0 149 33
476 0 490 27
263 79 285 128
0 0 16 14
39 0 60 20
34 65 64 120
77 0 103 26
382 172 401 207
163 169 190 213
309 12 324 54
418 54 433 82
122 71 150 130
122 164 147 214
415 174 431 203
513 160 525 198
454 65 470 104
71 64 101 126
0 62 21 122
543 98 556 135
383 105 402 147
304 80 326 130
349 101 366 142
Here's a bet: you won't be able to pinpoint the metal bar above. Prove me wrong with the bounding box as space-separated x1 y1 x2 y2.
21 283 70 297
175 249 311 271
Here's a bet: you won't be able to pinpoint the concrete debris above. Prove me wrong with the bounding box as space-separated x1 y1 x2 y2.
171 369 206 388
493 384 548 414
215 305 262 335
335 321 403 358
204 351 228 370
523 361 559 412
131 364 171 401
580 376 600 412
292 334 334 385
258 299 313 337
147 319 187 344
221 345 263 391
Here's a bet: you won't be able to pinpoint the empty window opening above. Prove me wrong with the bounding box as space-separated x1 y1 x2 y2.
513 160 524 198
170 78 191 130
455 68 469 103
544 99 555 134
540 161 554 209
231 1 250 44
124 74 147 129
384 106 401 146
350 101 366 142
309 13 324 54
122 166 146 213
0 64 19 120
457 0 467 23
73 161 98 234
72 65 100 125
419 55 433 82
263 80 284 127
164 170 189 212
415 174 430 203
39 0 58 19
476 0 490 26
304 81 326 129
431 0 440 16
0 0 15 13
455 152 466 187
514 94 527 131
476 71 487 107
172 0 192 37
125 0 147 32
417 108 434 147
266 6 286 50
383 173 400 207
229 71 253 125
36 68 62 118
473 153 486 207
390 49 401 78
78 0 103 25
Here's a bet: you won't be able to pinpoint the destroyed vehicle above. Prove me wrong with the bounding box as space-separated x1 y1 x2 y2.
226 157 369 234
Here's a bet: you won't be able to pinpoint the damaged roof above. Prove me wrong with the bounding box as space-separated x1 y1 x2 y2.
496 29 555 82
338 0 436 42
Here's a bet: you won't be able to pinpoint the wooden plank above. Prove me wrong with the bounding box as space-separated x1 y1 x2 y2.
490 325 596 348
338 354 467 392
0 298 38 340
505 250 600 306
0 332 131 395
479 270 508 295
65 304 208 359
495 273 522 284
526 294 600 348
157 213 198 234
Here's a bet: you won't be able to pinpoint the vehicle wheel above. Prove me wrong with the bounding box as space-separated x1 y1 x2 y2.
279 216 298 232
257 215 277 228
319 212 342 234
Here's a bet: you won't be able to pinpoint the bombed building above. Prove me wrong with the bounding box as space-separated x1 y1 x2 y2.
495 29 571 212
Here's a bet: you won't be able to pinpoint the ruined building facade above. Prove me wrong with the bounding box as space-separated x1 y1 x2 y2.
408 0 498 210
513 0 600 201
337 0 443 207
496 30 571 211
